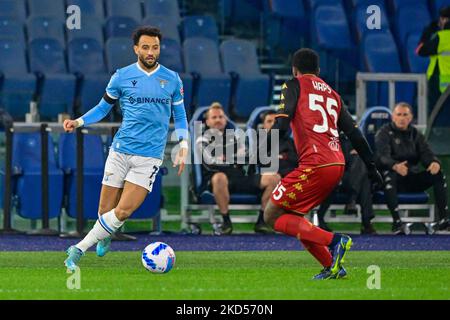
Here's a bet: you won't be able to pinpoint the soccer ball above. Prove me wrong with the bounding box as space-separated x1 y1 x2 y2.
141 242 176 273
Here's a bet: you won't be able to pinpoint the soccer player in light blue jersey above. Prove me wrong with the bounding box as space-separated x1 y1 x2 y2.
63 27 188 271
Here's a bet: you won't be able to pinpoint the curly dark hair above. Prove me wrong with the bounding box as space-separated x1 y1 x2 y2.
132 26 162 45
292 48 319 75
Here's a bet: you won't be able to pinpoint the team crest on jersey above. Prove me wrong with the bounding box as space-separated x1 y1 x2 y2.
158 78 168 88
328 137 340 152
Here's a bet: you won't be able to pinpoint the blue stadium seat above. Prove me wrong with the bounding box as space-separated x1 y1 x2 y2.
306 0 344 10
77 74 111 114
0 39 36 119
395 4 431 48
28 0 65 18
358 106 430 206
406 33 429 73
66 0 105 19
160 38 183 72
432 0 450 17
0 39 27 74
0 17 25 43
58 133 105 219
361 30 415 107
362 31 401 73
181 15 219 43
265 0 307 52
183 37 231 111
37 76 76 120
143 0 180 24
310 2 357 83
360 30 401 105
190 106 260 205
391 0 427 12
359 106 392 149
105 16 139 39
220 39 271 118
105 0 143 21
142 15 180 43
353 3 390 40
29 38 68 74
271 0 307 19
362 30 395 105
349 0 385 7
66 16 104 44
105 37 136 73
27 16 65 47
12 133 63 220
312 4 355 58
220 39 266 77
159 38 193 108
0 0 27 22
218 0 263 24
67 38 109 114
29 38 76 119
68 38 106 74
0 74 36 120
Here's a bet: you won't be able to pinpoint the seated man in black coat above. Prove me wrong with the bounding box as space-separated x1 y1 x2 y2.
195 103 279 235
258 110 298 178
375 102 449 234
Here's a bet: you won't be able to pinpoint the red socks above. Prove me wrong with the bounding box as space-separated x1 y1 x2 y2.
274 214 334 267
274 214 334 245
300 240 332 268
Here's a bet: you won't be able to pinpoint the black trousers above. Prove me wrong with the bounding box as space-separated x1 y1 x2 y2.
382 169 449 221
318 156 374 228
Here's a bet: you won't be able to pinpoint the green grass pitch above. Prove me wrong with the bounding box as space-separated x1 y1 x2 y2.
0 251 449 300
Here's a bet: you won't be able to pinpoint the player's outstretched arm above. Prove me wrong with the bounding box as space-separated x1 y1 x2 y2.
64 71 120 132
338 105 383 189
63 94 115 132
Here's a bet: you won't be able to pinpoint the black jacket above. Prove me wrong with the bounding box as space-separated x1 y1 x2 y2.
195 128 246 177
417 21 450 57
258 131 298 177
375 122 440 173
277 135 298 177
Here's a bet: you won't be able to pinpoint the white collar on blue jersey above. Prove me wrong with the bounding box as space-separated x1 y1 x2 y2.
136 62 160 76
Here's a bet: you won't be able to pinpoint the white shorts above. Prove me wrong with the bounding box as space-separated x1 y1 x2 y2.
102 149 163 192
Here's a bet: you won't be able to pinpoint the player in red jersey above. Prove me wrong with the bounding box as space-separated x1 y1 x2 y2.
263 49 383 279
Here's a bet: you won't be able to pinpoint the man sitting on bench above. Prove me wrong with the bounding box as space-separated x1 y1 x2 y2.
195 102 280 235
375 102 450 234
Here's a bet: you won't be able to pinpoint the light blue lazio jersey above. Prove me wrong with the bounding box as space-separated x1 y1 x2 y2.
105 63 185 159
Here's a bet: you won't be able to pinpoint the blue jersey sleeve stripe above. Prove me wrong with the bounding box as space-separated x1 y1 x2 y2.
172 99 184 106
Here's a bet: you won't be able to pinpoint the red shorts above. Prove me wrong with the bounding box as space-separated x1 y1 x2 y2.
271 164 345 215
